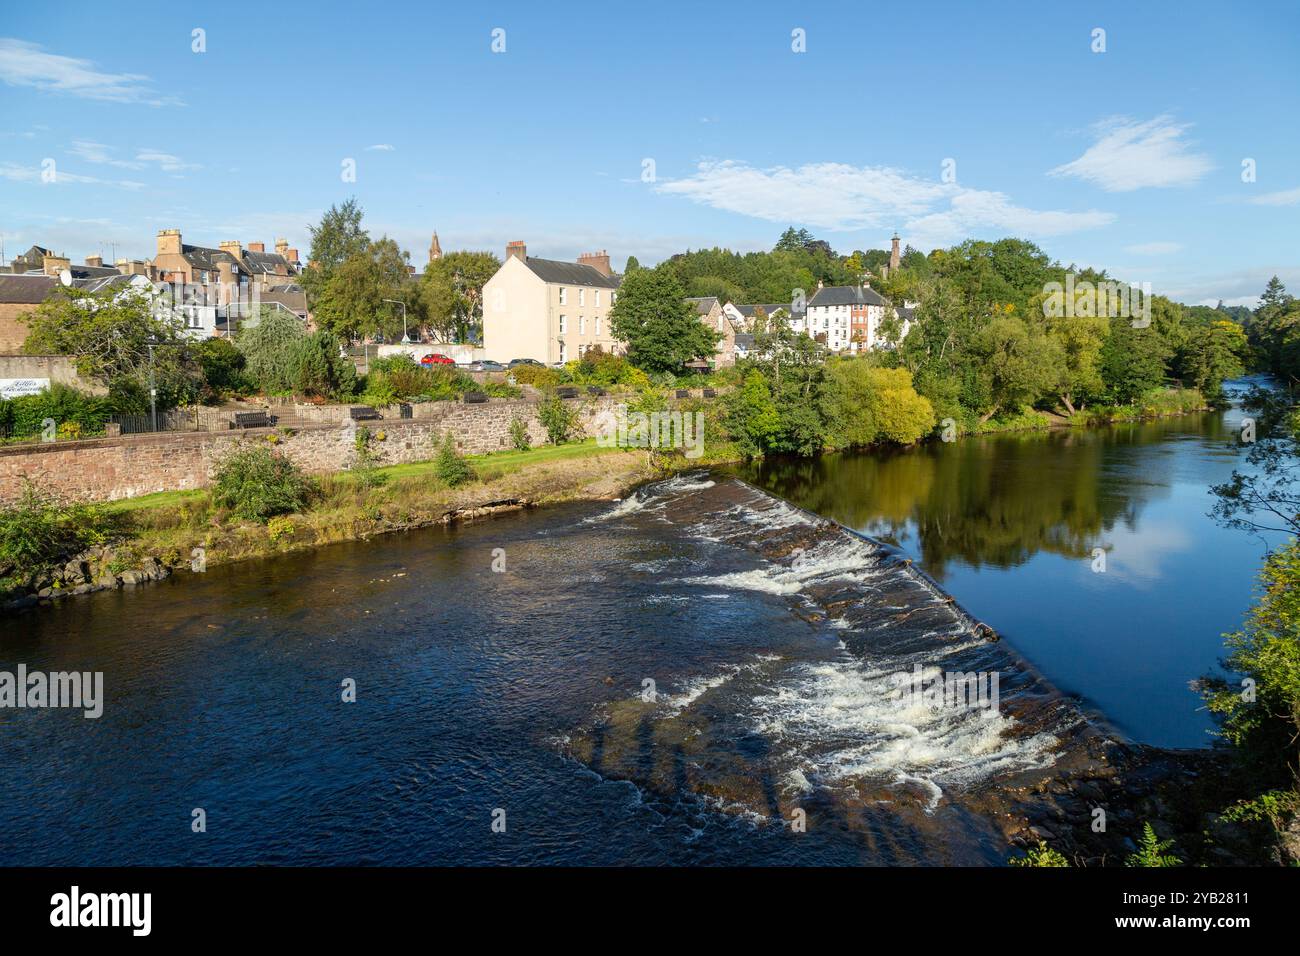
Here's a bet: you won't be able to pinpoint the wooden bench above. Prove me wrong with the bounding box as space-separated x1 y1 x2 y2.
348 406 383 421
555 386 579 399
462 391 488 404
586 385 606 396
702 388 717 398
233 411 271 429
674 389 690 399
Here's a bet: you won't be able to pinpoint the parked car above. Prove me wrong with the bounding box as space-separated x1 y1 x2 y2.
508 358 543 368
467 360 507 372
420 353 454 366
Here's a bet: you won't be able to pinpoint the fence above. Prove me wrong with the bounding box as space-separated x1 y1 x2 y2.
109 407 201 435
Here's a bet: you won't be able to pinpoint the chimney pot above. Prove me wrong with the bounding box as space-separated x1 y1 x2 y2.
506 240 527 262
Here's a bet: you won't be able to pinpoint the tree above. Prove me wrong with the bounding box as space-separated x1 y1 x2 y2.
301 197 370 304
311 237 411 341
292 330 357 398
1100 317 1171 404
972 316 1057 421
624 255 641 273
420 250 500 343
1179 319 1247 401
236 308 308 393
22 285 200 408
608 266 720 374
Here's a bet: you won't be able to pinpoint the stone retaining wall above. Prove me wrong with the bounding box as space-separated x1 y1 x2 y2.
0 396 622 504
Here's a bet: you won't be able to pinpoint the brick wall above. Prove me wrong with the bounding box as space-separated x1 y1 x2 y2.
0 397 621 504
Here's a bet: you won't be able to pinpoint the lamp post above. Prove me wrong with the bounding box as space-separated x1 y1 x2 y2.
384 298 409 344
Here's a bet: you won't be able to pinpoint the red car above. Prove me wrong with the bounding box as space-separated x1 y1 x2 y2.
420 353 454 366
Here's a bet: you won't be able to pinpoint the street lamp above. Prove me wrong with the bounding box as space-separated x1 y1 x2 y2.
384 298 409 344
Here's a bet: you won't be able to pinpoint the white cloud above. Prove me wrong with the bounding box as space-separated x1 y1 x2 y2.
365 144 396 152
136 149 199 173
1049 115 1214 192
0 38 179 106
655 159 1113 245
1123 241 1183 255
0 161 144 190
1247 186 1300 206
68 141 199 174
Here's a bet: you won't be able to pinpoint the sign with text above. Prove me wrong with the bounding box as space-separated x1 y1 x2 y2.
0 378 50 399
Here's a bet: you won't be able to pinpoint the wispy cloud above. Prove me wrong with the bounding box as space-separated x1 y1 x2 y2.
68 141 199 174
0 38 179 106
0 161 144 190
365 144 396 152
1124 241 1183 255
1247 186 1300 207
655 159 1114 245
1049 115 1213 192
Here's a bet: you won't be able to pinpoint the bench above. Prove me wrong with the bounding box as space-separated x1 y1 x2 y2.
674 389 690 399
702 388 717 398
348 406 383 421
462 391 488 404
233 411 272 429
555 386 579 399
586 385 606 396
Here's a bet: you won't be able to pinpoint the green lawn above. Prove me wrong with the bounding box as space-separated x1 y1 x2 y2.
102 439 625 513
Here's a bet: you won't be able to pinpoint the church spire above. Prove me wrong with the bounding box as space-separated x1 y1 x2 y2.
428 231 442 263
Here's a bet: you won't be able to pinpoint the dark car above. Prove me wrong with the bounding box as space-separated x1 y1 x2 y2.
508 358 543 368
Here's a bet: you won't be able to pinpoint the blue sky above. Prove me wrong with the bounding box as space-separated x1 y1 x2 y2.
1 0 1297 305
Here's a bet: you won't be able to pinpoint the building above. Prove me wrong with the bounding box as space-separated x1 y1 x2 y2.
482 243 621 363
803 281 913 353
428 232 442 263
0 274 57 353
685 296 742 367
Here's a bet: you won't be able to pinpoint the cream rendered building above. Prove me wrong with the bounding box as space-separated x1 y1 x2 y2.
482 242 621 364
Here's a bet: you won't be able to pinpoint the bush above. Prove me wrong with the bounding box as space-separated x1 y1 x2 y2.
362 356 474 402
211 445 314 522
509 364 563 388
0 481 117 571
433 432 474 487
0 383 111 441
1007 841 1070 867
538 394 578 445
236 309 307 394
1125 822 1182 867
509 417 531 451
195 337 250 397
291 330 357 399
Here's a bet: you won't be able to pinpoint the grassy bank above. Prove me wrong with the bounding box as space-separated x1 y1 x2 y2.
2 441 655 606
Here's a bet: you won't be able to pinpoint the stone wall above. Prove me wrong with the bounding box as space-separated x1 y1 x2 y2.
0 354 106 395
0 396 621 504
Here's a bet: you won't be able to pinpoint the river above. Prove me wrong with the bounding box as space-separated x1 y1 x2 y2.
0 388 1269 865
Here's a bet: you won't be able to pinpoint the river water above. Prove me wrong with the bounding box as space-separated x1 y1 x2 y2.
0 392 1268 865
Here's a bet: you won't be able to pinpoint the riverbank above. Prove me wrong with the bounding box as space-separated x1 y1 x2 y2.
1 441 656 612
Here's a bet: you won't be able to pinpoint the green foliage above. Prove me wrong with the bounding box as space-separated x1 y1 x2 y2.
420 250 500 343
1099 318 1171 404
509 416 531 451
538 394 579 445
194 337 250 397
608 266 721 374
0 481 118 571
311 237 415 341
236 309 308 393
723 369 782 457
292 330 357 399
433 432 474 487
510 363 563 388
0 383 111 441
361 355 474 403
1125 823 1182 867
211 445 314 522
350 426 386 488
1008 841 1070 867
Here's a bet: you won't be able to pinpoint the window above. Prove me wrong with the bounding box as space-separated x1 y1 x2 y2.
595 316 601 336
579 289 586 306
559 314 567 333
559 287 567 305
579 315 586 334
718 316 725 331
595 291 601 307
559 342 567 363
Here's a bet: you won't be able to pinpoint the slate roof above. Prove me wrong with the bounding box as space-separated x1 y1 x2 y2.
733 333 756 350
685 296 719 315
808 285 888 308
522 257 621 289
180 244 242 273
734 302 804 318
241 249 292 275
73 274 134 293
0 274 57 303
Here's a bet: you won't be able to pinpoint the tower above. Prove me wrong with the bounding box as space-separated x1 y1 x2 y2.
429 231 442 263
889 233 901 272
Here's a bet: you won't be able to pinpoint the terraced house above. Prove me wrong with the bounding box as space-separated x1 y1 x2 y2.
482 242 621 364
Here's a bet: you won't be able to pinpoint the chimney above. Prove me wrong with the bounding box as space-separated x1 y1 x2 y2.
275 238 289 256
85 254 103 268
286 248 299 264
577 249 611 276
248 242 265 253
506 240 527 262
220 240 242 259
42 253 70 277
157 228 182 257
890 233 901 272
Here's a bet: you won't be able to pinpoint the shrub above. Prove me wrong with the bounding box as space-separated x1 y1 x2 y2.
236 309 307 394
0 481 117 571
350 426 386 488
1125 822 1182 867
538 394 578 445
509 363 563 388
509 417 531 451
266 515 296 543
292 330 357 399
212 444 314 522
1007 841 1070 867
0 383 111 441
433 432 474 487
195 337 250 396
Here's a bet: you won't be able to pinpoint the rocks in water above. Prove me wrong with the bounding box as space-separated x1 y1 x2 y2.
118 570 145 586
